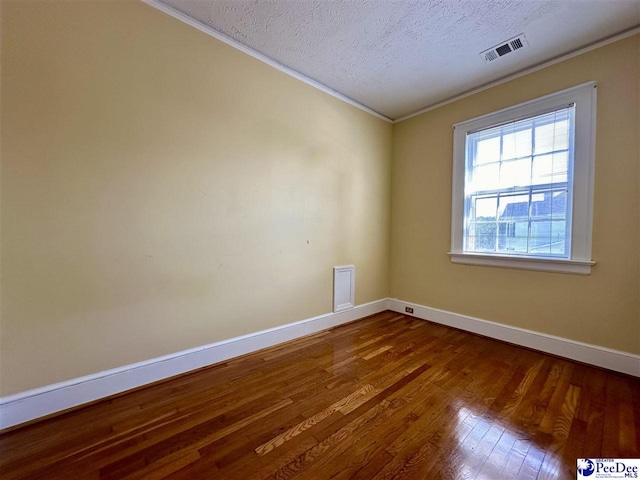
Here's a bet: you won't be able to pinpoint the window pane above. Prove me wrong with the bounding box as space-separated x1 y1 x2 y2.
469 222 496 251
502 126 532 160
474 196 497 220
550 191 567 220
550 220 567 254
499 193 529 221
475 136 500 165
534 116 570 155
530 221 552 253
530 192 548 219
532 152 568 185
529 220 566 255
497 221 528 253
472 163 500 192
528 190 566 219
500 158 531 188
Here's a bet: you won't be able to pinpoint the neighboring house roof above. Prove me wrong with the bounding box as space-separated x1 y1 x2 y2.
501 190 567 220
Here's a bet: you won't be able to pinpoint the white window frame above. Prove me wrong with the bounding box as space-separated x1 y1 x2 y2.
449 82 597 275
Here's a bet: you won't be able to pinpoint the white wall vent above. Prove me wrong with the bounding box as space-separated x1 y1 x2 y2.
480 34 528 63
333 265 355 313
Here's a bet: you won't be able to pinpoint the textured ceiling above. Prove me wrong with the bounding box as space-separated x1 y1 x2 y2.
154 0 640 120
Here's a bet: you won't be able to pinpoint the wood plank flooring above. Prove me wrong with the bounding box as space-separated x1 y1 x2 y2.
1 311 639 479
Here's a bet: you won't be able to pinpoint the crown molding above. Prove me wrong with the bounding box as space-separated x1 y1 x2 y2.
140 0 393 123
395 26 640 123
141 3 637 124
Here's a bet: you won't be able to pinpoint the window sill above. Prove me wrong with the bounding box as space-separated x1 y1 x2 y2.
448 252 595 275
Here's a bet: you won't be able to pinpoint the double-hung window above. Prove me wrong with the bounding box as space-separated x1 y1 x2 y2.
449 82 597 274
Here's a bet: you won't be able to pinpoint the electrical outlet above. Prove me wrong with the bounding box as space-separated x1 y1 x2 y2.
405 307 414 314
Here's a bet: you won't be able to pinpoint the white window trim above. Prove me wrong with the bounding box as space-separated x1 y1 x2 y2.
449 82 597 275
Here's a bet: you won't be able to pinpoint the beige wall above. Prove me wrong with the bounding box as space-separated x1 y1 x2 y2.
0 0 392 395
391 35 640 354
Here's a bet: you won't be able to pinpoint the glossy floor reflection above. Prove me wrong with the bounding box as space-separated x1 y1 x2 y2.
1 311 638 479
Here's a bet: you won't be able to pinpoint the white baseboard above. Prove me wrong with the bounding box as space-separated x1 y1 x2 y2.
0 299 389 430
4 297 637 430
389 298 640 378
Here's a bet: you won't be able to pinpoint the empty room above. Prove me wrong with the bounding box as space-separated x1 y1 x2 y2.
1 0 639 478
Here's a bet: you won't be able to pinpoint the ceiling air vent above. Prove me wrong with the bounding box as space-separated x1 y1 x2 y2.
480 34 528 63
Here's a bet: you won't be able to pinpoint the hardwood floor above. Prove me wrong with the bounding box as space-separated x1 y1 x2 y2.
1 311 639 479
